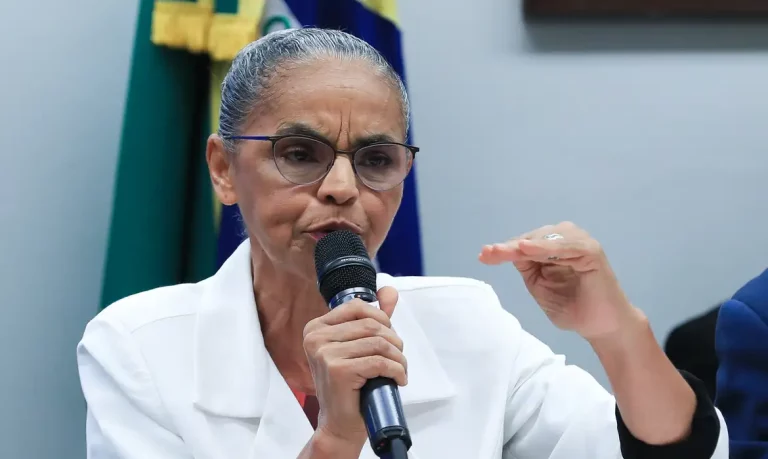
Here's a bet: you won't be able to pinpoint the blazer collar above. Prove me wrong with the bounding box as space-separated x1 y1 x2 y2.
193 239 456 419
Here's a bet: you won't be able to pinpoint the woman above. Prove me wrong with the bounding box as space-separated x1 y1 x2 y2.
77 28 727 459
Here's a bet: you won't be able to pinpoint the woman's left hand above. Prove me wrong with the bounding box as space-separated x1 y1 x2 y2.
478 221 641 341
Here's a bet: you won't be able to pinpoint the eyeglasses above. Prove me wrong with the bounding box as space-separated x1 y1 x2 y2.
223 134 418 191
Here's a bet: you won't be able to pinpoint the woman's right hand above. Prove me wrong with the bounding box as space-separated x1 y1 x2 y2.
301 286 406 456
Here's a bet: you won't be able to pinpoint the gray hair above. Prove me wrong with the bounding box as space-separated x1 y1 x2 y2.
218 27 411 152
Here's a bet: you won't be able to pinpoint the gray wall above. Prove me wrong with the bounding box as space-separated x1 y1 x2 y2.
400 0 768 387
0 0 138 457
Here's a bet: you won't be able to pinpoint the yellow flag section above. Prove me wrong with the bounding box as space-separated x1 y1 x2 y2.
356 0 400 27
151 0 399 59
151 0 214 54
151 0 266 61
208 0 265 60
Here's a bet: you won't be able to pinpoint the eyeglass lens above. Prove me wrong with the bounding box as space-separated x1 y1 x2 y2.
272 136 413 190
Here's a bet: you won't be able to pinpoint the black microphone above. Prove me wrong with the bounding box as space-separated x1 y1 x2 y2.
314 230 411 459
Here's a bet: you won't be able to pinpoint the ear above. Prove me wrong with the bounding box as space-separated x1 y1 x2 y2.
207 134 238 206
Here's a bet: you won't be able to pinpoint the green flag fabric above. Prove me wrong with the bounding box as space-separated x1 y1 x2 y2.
100 0 217 309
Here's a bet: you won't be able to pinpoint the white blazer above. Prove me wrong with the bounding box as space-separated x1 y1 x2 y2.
77 240 729 459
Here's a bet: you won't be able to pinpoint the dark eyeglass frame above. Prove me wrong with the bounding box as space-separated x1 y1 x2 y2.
222 134 420 191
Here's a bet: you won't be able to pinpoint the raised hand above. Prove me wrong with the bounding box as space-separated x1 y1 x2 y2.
478 221 639 341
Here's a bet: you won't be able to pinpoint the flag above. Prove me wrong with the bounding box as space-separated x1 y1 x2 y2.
214 0 425 276
100 0 217 309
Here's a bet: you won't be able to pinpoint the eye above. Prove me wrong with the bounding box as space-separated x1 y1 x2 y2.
358 147 395 168
364 154 391 167
284 148 317 163
276 139 325 163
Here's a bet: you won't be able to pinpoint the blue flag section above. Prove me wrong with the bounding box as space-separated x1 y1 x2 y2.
216 0 424 277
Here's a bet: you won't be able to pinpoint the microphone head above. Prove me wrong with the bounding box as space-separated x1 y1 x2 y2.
314 230 377 304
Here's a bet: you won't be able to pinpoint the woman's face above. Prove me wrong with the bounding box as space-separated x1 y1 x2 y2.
208 58 407 281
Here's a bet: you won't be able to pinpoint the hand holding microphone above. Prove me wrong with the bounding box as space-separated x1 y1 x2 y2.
301 230 412 459
302 289 405 455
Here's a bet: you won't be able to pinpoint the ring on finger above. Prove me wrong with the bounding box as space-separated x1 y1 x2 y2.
543 233 564 260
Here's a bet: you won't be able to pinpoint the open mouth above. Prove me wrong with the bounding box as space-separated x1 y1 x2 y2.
310 232 331 241
306 221 362 241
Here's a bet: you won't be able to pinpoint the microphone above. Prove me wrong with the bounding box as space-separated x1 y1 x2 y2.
314 230 412 459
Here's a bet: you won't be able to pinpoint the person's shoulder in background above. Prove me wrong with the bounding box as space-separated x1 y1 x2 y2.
664 304 722 400
715 268 768 459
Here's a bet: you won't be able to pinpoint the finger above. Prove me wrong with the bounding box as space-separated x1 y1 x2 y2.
349 356 408 387
477 241 537 272
517 238 594 260
318 300 392 328
480 235 599 261
477 241 523 265
315 318 404 350
477 223 556 266
518 238 604 271
517 241 602 273
376 286 399 318
323 337 407 371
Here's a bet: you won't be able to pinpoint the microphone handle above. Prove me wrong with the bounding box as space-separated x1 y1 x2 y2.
328 288 412 458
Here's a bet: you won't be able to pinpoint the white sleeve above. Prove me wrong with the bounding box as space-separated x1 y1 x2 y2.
499 319 730 459
501 326 622 459
77 316 190 459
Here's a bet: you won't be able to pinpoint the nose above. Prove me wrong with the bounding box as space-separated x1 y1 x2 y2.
317 156 359 205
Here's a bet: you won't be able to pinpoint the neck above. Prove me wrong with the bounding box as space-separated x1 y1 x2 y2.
251 244 327 394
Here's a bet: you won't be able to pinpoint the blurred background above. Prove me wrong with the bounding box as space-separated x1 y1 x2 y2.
1 0 766 457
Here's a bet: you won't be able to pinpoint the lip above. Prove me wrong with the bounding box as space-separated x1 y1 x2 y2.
305 220 363 241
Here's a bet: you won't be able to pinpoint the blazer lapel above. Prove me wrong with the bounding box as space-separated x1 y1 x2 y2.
193 239 267 419
377 274 457 407
247 359 314 458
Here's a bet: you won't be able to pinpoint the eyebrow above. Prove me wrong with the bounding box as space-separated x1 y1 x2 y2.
275 122 326 139
275 122 400 149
